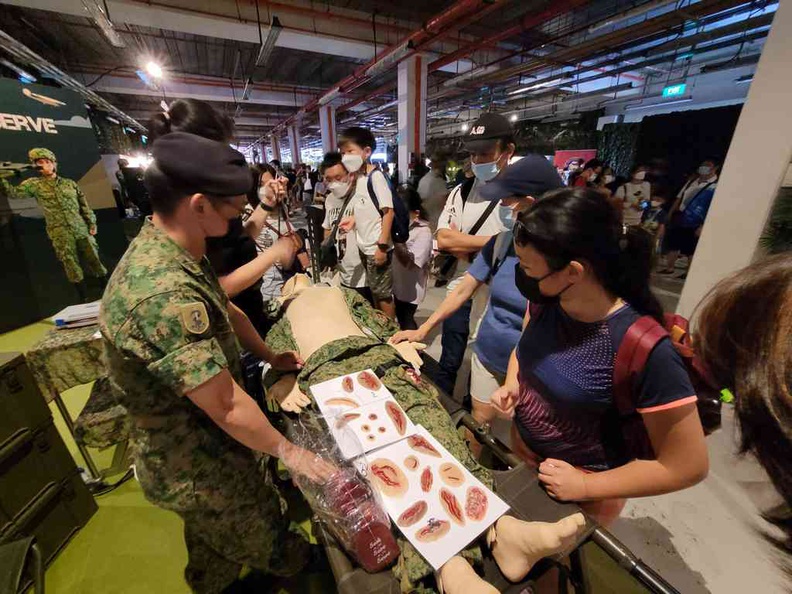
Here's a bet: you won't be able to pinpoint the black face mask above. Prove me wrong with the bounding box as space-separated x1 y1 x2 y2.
514 263 572 305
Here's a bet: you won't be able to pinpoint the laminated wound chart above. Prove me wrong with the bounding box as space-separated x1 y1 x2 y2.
363 426 509 570
311 369 416 459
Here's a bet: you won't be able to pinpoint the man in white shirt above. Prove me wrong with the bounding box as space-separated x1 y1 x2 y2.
434 113 513 397
338 127 395 317
319 152 371 302
659 158 719 277
417 154 449 232
614 164 652 226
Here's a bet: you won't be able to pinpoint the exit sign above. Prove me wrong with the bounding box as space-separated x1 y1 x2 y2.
662 84 687 98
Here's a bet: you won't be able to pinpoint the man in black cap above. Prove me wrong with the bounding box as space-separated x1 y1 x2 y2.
100 131 331 593
433 112 516 398
392 155 563 450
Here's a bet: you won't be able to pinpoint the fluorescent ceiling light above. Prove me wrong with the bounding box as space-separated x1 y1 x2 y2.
461 123 469 132
0 58 36 82
81 0 125 48
256 16 283 67
624 98 692 111
508 75 572 96
509 114 518 122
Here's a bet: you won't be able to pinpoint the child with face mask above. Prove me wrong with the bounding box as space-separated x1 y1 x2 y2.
338 127 396 318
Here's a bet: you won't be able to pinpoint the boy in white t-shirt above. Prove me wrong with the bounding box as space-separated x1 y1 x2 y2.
319 152 370 301
338 127 396 318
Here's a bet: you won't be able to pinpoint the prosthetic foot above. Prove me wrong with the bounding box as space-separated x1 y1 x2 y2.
437 555 498 594
487 513 587 583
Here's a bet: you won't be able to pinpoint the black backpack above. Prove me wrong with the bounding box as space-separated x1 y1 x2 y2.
366 169 410 244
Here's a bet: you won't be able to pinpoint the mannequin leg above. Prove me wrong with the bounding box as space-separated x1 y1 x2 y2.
436 555 498 594
487 513 586 583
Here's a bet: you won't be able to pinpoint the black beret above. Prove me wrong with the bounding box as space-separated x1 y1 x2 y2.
149 132 251 197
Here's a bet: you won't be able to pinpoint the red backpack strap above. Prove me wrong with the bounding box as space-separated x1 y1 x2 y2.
612 316 669 415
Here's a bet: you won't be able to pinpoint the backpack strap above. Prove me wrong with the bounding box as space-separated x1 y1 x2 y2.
612 316 669 416
488 230 513 279
366 171 382 213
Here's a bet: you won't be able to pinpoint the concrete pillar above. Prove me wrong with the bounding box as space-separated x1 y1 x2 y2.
269 134 281 163
397 53 428 184
319 105 337 154
677 0 792 317
287 125 302 165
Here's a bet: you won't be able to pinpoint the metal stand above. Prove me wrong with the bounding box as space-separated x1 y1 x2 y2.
51 391 134 496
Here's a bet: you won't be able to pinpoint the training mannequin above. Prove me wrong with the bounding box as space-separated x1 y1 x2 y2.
264 275 587 593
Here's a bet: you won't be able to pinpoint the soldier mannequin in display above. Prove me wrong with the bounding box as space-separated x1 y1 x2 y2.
15 148 106 300
265 275 587 594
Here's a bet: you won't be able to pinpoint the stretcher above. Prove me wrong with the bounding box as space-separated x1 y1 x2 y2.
305 359 682 594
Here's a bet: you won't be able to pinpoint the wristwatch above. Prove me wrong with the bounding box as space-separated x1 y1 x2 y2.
377 243 390 252
259 201 275 212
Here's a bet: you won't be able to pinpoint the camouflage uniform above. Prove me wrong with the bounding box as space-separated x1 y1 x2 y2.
100 219 308 594
16 151 106 283
264 289 495 593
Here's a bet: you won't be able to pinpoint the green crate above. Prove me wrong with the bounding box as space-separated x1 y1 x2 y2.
0 472 97 566
0 353 51 445
0 421 79 520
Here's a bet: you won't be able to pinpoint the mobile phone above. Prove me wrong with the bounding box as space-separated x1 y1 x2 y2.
640 200 650 210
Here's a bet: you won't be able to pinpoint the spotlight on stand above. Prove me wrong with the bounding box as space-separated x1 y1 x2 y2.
146 61 163 79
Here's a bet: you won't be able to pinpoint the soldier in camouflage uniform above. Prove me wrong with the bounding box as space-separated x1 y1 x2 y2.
16 148 107 290
101 132 330 594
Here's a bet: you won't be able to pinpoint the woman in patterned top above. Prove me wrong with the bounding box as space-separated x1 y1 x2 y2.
492 187 708 524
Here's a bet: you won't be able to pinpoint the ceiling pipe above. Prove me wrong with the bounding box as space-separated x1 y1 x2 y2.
430 0 591 73
429 0 758 107
269 0 497 133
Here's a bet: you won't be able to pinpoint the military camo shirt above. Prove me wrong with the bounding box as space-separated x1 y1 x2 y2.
16 176 96 237
100 219 251 512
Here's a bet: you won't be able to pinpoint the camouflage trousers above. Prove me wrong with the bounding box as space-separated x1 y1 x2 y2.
178 477 309 594
49 227 106 283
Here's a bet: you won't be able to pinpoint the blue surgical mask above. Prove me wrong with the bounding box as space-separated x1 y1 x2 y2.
498 204 515 230
472 159 499 182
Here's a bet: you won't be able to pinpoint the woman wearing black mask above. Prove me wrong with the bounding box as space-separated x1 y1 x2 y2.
492 188 708 525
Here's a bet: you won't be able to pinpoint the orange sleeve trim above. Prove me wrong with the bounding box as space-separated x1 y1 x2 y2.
637 395 698 414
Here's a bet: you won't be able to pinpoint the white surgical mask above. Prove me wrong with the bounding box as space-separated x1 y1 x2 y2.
327 180 351 198
472 159 500 182
698 165 713 177
589 173 598 182
604 174 615 184
498 203 515 230
568 164 579 171
342 153 364 173
633 171 646 181
257 187 269 203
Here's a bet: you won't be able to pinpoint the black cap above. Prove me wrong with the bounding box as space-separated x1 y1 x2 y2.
149 132 252 196
464 113 513 153
479 154 564 201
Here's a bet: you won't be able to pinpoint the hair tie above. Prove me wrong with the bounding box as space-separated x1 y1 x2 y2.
618 224 629 250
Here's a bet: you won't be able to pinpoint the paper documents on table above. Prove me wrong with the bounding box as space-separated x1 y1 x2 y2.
362 425 509 570
51 301 101 328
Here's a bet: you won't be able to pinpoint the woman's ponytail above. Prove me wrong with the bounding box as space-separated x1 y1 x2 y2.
612 225 665 323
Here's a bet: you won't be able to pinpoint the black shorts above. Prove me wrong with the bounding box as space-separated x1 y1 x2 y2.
663 225 699 256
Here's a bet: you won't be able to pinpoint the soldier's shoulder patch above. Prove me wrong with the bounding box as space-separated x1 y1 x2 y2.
179 302 210 335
